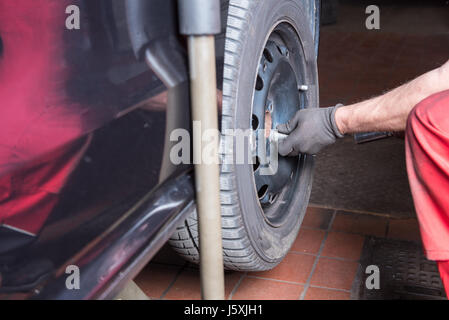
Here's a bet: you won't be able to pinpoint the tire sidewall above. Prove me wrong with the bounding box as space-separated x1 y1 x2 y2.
232 0 319 263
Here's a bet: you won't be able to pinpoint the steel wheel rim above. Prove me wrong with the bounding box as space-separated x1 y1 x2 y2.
251 22 308 227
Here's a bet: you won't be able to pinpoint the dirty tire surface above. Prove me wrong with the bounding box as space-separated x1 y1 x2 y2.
169 0 320 271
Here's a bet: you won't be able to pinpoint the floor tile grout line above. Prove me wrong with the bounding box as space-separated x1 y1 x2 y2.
303 225 387 238
317 255 361 263
308 284 351 293
320 229 387 238
234 273 352 293
306 204 407 219
245 275 307 286
288 251 318 257
298 210 337 300
288 250 361 263
228 272 247 300
159 262 189 300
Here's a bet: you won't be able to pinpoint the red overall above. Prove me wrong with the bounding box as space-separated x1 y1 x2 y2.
406 89 449 295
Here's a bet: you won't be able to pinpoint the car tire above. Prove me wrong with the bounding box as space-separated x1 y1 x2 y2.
169 0 320 271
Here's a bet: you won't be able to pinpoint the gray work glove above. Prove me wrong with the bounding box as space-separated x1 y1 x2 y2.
277 104 345 156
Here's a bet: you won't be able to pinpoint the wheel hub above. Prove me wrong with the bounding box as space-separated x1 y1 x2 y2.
251 33 306 223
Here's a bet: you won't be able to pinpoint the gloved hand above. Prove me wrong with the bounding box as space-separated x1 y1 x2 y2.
277 104 345 156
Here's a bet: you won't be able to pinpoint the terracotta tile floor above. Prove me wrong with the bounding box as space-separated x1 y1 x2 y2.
135 206 423 300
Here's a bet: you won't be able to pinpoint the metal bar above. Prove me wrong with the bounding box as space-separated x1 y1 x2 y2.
115 281 149 300
187 35 225 300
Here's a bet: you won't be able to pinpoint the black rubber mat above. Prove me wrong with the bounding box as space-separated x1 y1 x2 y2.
310 136 415 217
354 237 446 300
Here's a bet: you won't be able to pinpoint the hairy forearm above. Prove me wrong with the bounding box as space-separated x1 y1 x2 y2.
335 60 449 134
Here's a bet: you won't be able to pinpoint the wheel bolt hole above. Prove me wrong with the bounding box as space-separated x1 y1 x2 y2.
263 49 273 63
276 45 283 55
258 185 269 200
255 75 264 91
252 114 259 130
253 156 260 171
276 45 289 57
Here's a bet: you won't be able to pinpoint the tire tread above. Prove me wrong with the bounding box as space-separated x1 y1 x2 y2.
169 0 313 271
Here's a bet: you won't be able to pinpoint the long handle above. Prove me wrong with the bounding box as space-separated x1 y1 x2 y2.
179 0 225 300
188 35 225 300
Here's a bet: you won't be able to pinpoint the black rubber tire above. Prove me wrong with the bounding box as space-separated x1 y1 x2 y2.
169 0 319 271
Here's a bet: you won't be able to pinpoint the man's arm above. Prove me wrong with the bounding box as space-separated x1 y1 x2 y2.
278 60 449 156
335 60 449 134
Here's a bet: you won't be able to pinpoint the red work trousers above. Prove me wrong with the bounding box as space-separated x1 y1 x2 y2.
406 89 449 296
